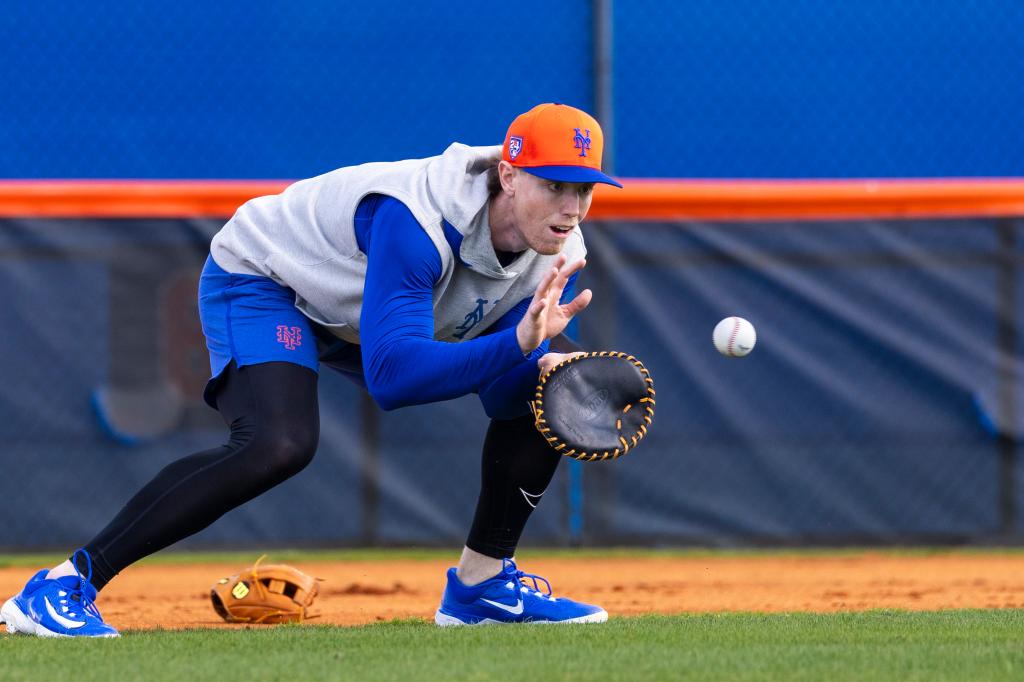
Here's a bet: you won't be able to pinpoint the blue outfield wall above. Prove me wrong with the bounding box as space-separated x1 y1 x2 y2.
614 0 1024 178
0 1 595 179
1 1 1022 179
0 216 1020 549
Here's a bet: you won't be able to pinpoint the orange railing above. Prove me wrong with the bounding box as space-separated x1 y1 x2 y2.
1 179 1023 220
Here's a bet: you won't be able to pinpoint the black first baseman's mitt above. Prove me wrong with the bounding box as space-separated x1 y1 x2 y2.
532 352 655 462
210 556 320 624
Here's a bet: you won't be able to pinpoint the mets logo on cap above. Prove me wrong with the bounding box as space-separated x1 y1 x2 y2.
573 128 591 157
508 136 523 161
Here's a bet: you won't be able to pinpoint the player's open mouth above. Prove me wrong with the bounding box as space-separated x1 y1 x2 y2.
549 225 573 236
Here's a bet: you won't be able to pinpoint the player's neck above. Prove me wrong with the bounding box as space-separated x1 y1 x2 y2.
487 192 528 253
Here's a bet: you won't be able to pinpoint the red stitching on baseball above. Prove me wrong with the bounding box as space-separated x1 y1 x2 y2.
727 317 740 357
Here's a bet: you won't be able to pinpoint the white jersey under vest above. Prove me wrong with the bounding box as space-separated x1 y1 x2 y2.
210 143 587 345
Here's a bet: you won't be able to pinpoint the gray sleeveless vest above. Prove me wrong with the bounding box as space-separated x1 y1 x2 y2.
210 143 587 344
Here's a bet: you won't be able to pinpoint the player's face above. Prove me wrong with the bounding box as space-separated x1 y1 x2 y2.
510 170 595 255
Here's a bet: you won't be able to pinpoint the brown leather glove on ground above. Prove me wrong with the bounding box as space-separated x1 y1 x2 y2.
211 556 319 624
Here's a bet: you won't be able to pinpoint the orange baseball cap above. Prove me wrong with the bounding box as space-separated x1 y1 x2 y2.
502 103 622 188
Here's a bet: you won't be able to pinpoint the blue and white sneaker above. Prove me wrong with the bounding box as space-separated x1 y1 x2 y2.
1 550 119 638
435 558 607 626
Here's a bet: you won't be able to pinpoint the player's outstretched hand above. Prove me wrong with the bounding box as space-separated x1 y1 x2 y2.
516 255 592 354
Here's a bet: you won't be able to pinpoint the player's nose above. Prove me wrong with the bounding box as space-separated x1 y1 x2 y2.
560 192 581 219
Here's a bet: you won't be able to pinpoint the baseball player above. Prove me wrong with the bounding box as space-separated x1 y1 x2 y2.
1 103 621 636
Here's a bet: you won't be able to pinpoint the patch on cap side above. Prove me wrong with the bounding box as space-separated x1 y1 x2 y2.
508 136 523 161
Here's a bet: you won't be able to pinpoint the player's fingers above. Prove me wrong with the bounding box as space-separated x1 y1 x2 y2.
537 353 559 376
553 257 586 290
533 265 559 301
538 351 586 376
561 288 593 318
545 259 585 311
541 255 569 293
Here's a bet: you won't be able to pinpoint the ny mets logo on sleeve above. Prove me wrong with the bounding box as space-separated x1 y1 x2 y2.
508 136 523 160
573 128 591 157
276 325 303 350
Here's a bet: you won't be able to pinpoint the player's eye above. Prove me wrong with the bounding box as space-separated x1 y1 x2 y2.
578 184 594 196
549 182 563 193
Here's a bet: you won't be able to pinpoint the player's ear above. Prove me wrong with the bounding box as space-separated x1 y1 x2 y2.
498 161 518 197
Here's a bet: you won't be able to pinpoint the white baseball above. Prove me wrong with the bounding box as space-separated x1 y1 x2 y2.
713 317 756 358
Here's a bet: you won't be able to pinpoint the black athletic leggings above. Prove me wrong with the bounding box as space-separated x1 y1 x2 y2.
82 362 319 589
80 361 560 590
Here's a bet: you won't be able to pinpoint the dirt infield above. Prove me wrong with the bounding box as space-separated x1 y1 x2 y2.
3 552 1024 630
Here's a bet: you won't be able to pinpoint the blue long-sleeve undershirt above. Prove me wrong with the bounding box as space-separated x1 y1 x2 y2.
356 195 574 415
475 300 552 419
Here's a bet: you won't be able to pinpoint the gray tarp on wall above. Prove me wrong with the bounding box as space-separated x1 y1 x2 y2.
1 216 1020 549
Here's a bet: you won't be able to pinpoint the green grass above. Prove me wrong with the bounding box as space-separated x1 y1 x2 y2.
2 611 1023 681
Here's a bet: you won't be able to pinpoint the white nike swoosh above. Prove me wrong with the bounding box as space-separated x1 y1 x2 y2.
480 597 524 615
44 597 86 629
519 488 545 509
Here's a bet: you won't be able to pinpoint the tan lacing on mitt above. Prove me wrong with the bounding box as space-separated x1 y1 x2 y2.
531 351 655 462
210 555 321 624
